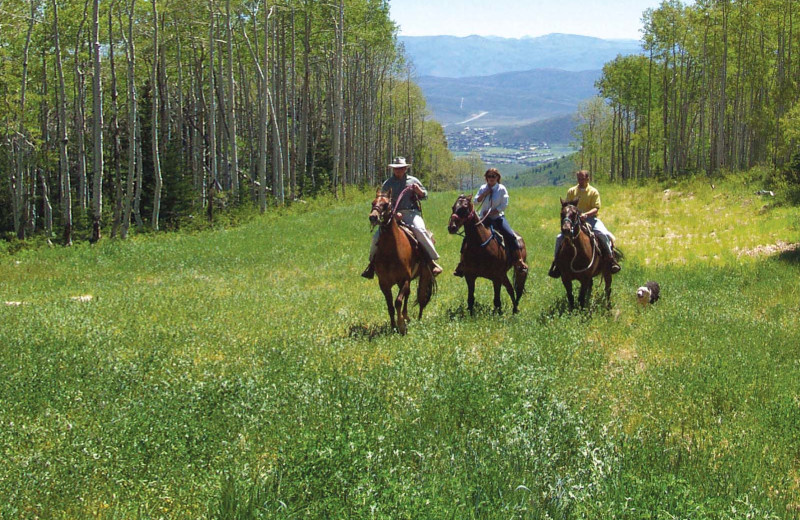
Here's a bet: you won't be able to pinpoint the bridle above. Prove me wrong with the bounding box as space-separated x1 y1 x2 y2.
449 196 480 237
561 206 582 239
561 205 597 273
369 196 393 229
370 186 417 231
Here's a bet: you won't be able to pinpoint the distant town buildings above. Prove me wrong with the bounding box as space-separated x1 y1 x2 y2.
446 126 556 166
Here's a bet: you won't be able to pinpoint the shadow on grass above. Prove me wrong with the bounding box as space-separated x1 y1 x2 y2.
445 301 509 319
777 247 800 264
537 297 613 323
347 323 395 340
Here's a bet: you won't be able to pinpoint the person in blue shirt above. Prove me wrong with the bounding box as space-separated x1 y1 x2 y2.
361 156 443 279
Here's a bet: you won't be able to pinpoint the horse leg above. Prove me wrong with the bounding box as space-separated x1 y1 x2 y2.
492 279 503 314
562 277 575 309
466 275 477 315
579 278 593 309
394 281 410 335
603 270 613 308
401 280 411 323
380 282 396 330
501 274 518 314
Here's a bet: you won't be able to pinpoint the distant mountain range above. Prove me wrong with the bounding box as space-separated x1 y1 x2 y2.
402 33 644 143
399 33 643 78
417 69 601 127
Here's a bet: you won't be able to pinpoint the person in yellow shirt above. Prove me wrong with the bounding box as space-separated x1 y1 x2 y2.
548 170 621 278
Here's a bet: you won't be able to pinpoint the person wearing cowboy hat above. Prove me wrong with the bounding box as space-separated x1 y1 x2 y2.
361 156 443 279
453 168 528 276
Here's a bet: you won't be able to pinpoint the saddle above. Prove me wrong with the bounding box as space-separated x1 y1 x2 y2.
394 220 434 253
485 225 523 251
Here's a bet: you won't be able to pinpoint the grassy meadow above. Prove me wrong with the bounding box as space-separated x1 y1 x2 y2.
1 177 800 518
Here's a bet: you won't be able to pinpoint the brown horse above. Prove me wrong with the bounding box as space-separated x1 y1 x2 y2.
447 194 527 314
367 188 435 334
557 199 614 309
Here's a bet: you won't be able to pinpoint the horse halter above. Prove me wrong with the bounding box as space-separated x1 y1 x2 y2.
369 196 393 228
562 207 582 239
448 198 476 232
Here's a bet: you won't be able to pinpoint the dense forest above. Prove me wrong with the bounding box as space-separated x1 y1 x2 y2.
576 0 800 184
0 0 465 243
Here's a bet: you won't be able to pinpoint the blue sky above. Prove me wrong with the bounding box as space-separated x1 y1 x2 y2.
389 0 671 40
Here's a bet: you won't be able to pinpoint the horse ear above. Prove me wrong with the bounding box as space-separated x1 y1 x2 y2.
375 187 382 197
386 187 392 199
560 197 564 205
468 193 474 201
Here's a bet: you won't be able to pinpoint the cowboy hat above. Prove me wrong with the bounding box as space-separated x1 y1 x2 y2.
389 156 410 168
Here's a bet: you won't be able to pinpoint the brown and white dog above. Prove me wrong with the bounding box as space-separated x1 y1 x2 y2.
636 281 660 307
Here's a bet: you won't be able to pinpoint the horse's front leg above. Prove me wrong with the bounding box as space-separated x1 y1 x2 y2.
395 280 410 335
500 274 517 313
579 278 593 308
561 277 575 309
466 275 477 315
380 282 396 330
491 279 504 314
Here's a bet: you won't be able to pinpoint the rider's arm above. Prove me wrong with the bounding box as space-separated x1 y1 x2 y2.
581 188 600 219
411 178 427 199
475 184 489 202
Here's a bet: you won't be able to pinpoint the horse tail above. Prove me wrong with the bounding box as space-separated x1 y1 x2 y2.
415 264 437 310
513 265 527 303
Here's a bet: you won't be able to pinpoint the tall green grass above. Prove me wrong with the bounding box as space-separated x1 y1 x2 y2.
1 178 798 518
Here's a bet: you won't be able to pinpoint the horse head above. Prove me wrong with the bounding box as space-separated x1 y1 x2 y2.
448 194 475 234
369 188 393 228
560 198 581 238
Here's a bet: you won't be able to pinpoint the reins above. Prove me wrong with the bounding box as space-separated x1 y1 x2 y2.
562 206 597 273
369 186 417 232
451 200 496 248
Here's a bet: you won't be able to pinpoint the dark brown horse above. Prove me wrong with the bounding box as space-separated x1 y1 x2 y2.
368 188 435 334
557 199 614 309
447 194 527 314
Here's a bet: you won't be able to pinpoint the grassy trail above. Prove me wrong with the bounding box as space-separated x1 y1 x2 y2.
1 179 799 518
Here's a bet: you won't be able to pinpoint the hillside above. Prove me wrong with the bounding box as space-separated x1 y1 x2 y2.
418 69 601 126
2 179 799 516
492 114 578 144
400 33 643 77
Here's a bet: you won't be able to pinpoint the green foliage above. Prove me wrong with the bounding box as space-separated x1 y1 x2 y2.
1 180 800 517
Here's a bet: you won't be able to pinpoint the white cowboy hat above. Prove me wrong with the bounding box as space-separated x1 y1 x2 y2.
389 156 410 168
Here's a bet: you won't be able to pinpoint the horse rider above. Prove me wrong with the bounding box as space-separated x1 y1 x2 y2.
361 156 444 279
454 167 528 276
548 169 621 278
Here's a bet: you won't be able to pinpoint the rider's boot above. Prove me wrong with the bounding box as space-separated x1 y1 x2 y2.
599 235 621 274
361 262 375 279
548 260 561 278
430 260 443 276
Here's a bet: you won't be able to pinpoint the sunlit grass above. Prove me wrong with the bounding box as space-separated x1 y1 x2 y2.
1 177 799 518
